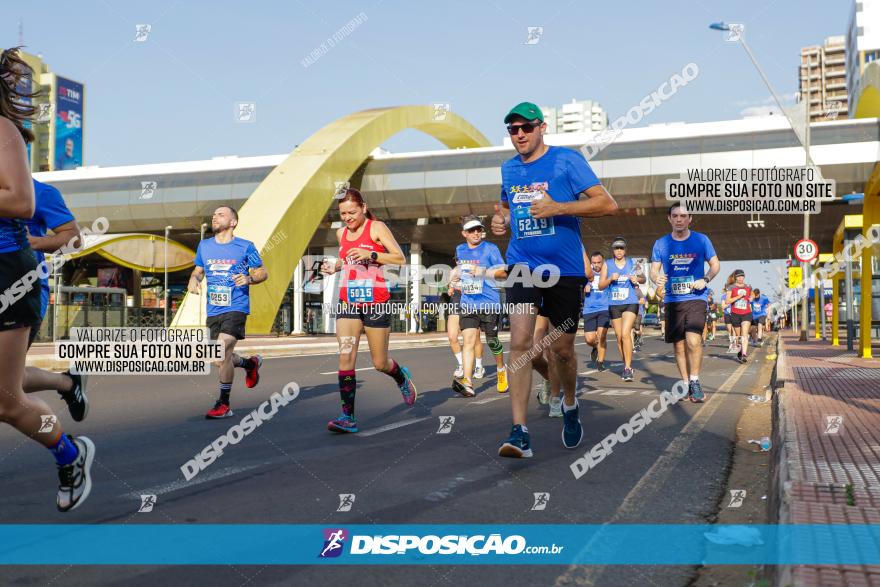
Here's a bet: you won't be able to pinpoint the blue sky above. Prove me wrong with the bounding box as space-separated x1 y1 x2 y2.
4 0 851 166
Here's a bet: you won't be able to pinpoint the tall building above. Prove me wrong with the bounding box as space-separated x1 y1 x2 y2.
18 51 85 172
541 99 608 134
799 36 848 122
847 0 880 116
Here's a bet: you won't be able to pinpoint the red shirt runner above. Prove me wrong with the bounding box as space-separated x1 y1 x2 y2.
338 219 390 305
728 284 753 315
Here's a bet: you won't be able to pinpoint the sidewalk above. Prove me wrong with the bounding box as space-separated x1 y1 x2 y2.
773 332 880 587
26 331 511 370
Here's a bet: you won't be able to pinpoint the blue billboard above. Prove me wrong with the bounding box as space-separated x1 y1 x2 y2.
15 76 33 166
54 76 83 170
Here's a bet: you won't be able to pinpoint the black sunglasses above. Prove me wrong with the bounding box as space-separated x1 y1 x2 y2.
464 227 484 233
506 122 541 135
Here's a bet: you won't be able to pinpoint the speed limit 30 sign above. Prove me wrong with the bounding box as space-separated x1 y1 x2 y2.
794 239 818 263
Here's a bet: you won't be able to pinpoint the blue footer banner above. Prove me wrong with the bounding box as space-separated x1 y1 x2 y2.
1 524 879 565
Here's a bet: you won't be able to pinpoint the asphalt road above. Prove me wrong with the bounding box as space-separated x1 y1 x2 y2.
1 329 772 587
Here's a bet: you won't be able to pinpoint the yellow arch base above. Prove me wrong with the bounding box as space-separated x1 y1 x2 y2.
50 233 195 273
171 106 490 332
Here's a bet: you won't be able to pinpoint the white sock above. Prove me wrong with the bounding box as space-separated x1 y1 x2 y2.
562 399 578 411
690 375 699 381
455 352 462 365
476 358 483 368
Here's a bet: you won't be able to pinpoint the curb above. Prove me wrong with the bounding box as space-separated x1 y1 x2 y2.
768 334 795 587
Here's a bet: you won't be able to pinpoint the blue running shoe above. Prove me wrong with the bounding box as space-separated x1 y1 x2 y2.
499 424 532 458
561 401 584 449
327 414 359 433
690 379 705 403
398 366 418 406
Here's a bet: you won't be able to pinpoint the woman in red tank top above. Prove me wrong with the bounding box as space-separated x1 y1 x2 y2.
320 189 418 433
725 269 752 364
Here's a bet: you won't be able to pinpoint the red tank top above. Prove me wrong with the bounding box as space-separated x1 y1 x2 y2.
728 284 752 315
338 219 390 304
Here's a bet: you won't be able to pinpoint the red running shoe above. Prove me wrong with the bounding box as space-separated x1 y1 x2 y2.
205 401 234 419
245 355 263 388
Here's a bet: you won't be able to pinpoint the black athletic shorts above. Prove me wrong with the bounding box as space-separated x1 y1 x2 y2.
505 268 585 334
460 312 501 337
609 303 639 320
665 300 708 343
0 248 42 333
582 310 610 332
207 310 248 340
756 315 766 326
729 312 753 328
336 303 392 329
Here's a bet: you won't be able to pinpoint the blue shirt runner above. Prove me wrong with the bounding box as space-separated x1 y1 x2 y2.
500 146 601 277
650 231 717 304
27 180 76 319
194 237 263 317
605 258 640 306
455 241 506 313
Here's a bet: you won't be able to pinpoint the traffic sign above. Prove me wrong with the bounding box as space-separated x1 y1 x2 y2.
794 239 818 263
788 267 803 288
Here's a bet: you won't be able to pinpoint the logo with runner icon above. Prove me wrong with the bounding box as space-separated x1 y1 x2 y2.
337 493 356 512
319 528 348 558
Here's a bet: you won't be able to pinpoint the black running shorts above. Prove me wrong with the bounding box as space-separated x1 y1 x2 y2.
0 248 42 333
505 268 585 334
207 310 248 340
336 303 392 329
460 312 501 337
729 312 753 328
609 303 639 320
665 300 708 343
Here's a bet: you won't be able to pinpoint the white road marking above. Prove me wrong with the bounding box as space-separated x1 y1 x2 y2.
579 369 598 375
357 417 431 437
557 359 751 584
319 367 374 375
469 394 509 405
121 465 261 499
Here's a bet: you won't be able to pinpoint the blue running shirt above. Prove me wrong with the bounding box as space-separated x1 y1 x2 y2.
194 237 263 317
651 231 717 304
27 180 76 319
456 241 505 311
605 258 640 306
500 146 601 277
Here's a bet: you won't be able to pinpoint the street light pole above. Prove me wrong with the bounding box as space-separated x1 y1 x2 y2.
164 225 172 327
710 22 816 341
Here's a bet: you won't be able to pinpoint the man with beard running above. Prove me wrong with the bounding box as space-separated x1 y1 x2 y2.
650 203 720 402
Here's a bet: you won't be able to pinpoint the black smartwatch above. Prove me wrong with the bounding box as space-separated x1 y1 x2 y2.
370 251 379 261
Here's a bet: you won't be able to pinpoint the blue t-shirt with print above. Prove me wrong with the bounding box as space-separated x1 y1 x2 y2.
651 231 717 304
195 237 263 317
456 241 505 311
499 146 601 277
582 274 609 315
27 180 76 319
605 258 641 306
751 295 769 317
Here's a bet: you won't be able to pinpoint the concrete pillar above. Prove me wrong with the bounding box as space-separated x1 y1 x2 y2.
323 246 339 334
292 258 304 335
409 243 422 333
832 277 840 346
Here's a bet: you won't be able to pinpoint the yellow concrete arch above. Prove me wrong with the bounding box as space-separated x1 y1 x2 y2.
52 233 196 273
171 106 491 333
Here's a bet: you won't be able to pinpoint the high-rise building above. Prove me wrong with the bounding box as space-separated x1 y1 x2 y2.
799 36 848 122
540 99 608 134
847 0 880 116
18 51 85 172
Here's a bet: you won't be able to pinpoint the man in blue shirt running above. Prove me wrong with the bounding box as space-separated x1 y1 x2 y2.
490 101 617 459
188 206 268 419
22 179 89 421
750 288 770 344
651 203 720 402
450 216 508 397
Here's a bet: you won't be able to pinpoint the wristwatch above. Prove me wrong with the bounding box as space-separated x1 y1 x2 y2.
370 251 379 261
246 275 254 285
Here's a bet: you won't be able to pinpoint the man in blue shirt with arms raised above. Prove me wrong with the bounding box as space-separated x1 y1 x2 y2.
491 102 618 458
650 203 721 402
188 206 268 419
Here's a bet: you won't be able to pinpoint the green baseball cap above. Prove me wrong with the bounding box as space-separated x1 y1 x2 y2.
504 102 544 124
